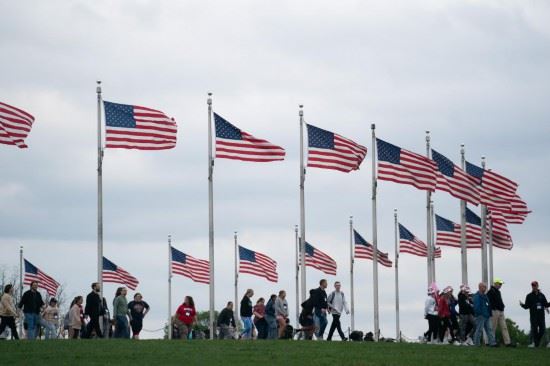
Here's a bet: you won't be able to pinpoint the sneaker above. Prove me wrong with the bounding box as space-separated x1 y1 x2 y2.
453 341 460 346
466 338 474 346
341 337 348 342
528 343 535 348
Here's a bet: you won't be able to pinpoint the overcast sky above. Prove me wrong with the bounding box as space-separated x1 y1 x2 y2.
1 0 550 339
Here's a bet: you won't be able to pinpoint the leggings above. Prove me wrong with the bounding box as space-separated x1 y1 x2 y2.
425 314 439 341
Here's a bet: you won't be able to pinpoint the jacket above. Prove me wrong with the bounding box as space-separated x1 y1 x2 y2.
18 289 44 314
473 292 491 318
521 291 549 320
437 296 451 318
69 304 83 329
0 293 17 317
310 287 328 312
487 286 505 311
85 291 103 318
274 297 288 317
217 308 235 327
458 292 474 315
424 296 438 316
240 296 252 317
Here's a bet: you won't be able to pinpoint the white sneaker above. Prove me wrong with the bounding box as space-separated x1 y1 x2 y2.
466 338 474 346
453 341 460 346
528 343 535 348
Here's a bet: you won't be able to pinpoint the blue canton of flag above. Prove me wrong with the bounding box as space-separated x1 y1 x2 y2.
238 245 278 282
432 149 480 205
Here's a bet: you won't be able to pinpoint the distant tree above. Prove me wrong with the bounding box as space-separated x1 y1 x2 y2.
495 318 530 346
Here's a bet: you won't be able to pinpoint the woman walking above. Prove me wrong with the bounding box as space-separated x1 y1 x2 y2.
41 298 60 339
68 296 84 339
175 296 196 339
239 289 254 340
253 298 267 339
275 290 289 339
128 293 150 340
0 284 19 340
113 287 130 338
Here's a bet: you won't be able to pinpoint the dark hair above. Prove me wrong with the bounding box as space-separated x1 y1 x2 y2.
226 301 233 307
185 296 195 307
3 284 13 294
256 297 265 304
30 281 39 288
334 281 341 286
49 298 58 305
71 296 83 307
91 282 99 289
134 293 142 300
270 294 277 301
115 287 124 297
320 279 327 286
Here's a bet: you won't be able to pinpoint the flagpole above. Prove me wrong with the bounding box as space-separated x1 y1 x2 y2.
299 105 307 303
459 144 468 285
394 209 400 342
234 231 239 339
349 216 355 331
371 123 380 341
168 235 172 340
488 217 494 284
425 131 433 287
207 92 215 339
96 80 104 298
19 245 23 337
294 224 300 328
480 157 489 284
430 200 436 283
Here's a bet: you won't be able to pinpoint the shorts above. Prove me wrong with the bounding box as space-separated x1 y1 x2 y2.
130 318 143 335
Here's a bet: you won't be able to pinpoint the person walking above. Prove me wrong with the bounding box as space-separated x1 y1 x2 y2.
326 281 349 341
84 282 103 338
68 296 84 339
487 278 514 347
0 284 19 340
311 279 328 340
175 296 196 340
239 289 254 340
457 284 475 345
473 282 497 347
253 297 267 340
113 287 130 339
41 298 59 339
424 287 439 344
217 301 236 340
438 286 457 344
128 293 150 340
17 281 44 340
520 281 550 348
274 290 289 339
264 294 278 340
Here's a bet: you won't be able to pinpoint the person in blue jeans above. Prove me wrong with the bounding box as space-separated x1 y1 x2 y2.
311 279 328 340
239 289 254 339
113 287 130 338
18 281 44 340
473 282 497 347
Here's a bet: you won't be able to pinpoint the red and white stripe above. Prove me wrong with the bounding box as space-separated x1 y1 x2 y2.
106 105 177 150
24 270 60 297
0 101 35 148
216 131 285 162
378 149 438 191
305 247 337 276
239 251 278 283
354 245 393 267
400 238 442 258
308 134 367 173
172 256 210 284
103 266 139 290
435 166 480 205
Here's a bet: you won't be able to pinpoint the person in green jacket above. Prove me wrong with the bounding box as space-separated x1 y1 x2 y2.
113 287 130 338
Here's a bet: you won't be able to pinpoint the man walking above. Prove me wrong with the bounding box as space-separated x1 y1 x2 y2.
84 282 103 338
311 279 328 340
473 282 497 347
487 278 513 347
326 281 349 341
17 281 44 340
217 301 236 340
520 281 550 347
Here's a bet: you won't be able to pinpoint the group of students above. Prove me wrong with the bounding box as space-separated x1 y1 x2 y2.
0 281 150 340
424 278 550 347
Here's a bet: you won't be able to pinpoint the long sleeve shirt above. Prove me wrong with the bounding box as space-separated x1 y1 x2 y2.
113 295 129 317
424 296 438 316
274 297 288 318
521 291 549 320
327 291 349 315
217 308 235 327
0 293 17 317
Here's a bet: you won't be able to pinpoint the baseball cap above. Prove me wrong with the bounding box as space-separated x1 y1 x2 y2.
494 278 504 285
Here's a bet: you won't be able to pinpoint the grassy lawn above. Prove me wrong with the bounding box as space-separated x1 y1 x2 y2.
0 340 548 365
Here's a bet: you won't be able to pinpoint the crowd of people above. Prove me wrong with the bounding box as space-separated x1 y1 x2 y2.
1 278 548 347
423 279 550 348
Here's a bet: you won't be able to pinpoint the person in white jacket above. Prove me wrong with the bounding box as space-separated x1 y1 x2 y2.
424 287 439 343
326 281 350 341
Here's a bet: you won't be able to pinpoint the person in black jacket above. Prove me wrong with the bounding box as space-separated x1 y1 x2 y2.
520 281 550 347
217 301 236 340
457 285 475 345
239 289 254 339
487 278 514 347
310 279 328 339
18 281 44 340
84 282 103 338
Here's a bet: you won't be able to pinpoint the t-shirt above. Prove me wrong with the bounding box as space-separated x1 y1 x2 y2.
176 304 196 325
128 300 150 320
253 304 265 323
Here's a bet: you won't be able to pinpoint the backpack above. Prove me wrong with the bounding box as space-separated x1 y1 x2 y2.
350 330 363 341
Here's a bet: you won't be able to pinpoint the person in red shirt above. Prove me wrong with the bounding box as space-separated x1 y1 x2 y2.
175 296 196 339
438 286 457 344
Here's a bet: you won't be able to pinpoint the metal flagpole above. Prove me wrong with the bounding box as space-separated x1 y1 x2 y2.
430 200 436 283
207 92 215 339
425 131 433 287
299 105 307 303
96 80 104 298
480 157 489 284
295 225 300 328
394 209 400 342
488 219 494 284
234 231 239 339
371 123 380 341
459 144 468 285
349 216 355 331
168 235 172 340
19 245 23 336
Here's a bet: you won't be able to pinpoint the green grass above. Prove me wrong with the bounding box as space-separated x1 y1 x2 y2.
0 340 548 365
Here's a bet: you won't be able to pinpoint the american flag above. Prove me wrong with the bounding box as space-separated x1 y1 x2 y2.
24 260 60 297
435 214 481 249
398 224 442 258
171 247 210 284
304 242 337 275
353 230 392 267
102 257 139 290
103 101 177 150
239 246 278 282
214 113 285 162
376 138 437 191
306 124 367 172
0 101 35 148
432 149 480 205
467 208 513 250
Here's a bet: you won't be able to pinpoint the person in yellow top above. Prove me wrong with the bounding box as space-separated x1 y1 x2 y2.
41 298 60 339
0 284 20 339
